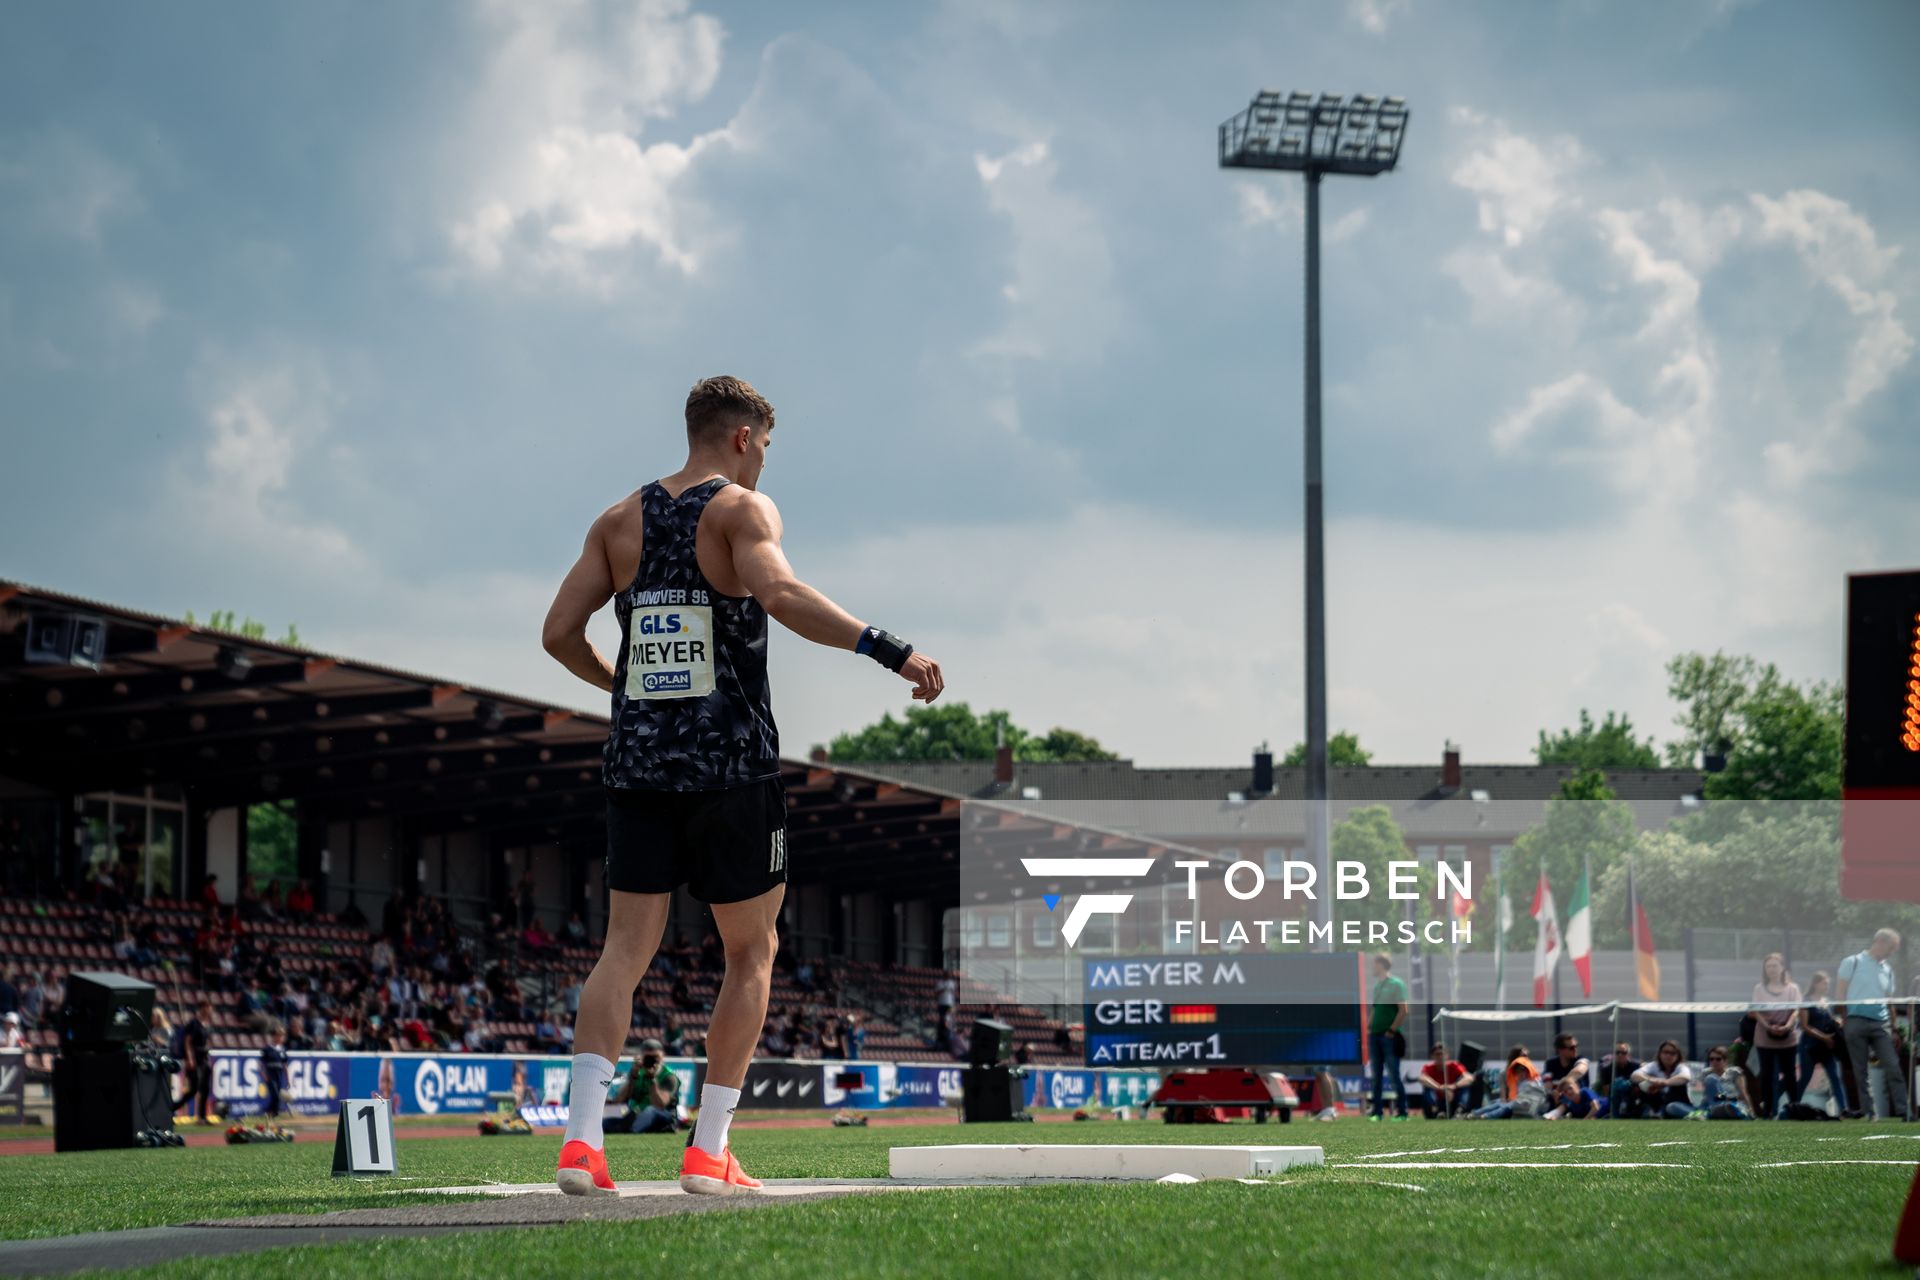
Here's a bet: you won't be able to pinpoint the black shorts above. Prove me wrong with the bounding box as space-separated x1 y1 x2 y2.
605 777 787 904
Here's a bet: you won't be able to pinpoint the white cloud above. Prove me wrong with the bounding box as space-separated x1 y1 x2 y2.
971 139 1124 364
0 130 140 243
176 357 363 574
1237 180 1301 232
1448 107 1586 247
444 0 730 286
1347 0 1412 36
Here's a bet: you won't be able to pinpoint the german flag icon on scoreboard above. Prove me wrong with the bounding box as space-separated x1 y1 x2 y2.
1169 1004 1217 1024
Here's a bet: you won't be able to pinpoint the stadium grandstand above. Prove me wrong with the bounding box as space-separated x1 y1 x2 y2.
0 579 1122 1083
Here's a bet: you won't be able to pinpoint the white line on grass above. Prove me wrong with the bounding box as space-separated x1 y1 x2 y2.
1647 1142 1691 1147
1337 1162 1693 1170
1752 1159 1920 1168
1355 1143 1619 1160
1359 1181 1429 1191
1861 1134 1920 1141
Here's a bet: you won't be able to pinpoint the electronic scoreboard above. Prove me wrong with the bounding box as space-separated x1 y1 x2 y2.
1082 951 1365 1067
1841 569 1920 903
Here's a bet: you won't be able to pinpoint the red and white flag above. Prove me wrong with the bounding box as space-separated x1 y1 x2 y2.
1530 868 1560 1009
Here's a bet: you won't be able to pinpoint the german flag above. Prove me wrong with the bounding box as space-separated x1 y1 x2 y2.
1169 1004 1216 1024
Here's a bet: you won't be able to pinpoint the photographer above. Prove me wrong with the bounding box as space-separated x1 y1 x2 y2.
612 1038 682 1134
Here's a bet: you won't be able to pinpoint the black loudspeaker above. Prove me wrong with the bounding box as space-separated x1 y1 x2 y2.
1458 1041 1487 1074
968 1018 1015 1068
53 1048 176 1152
59 972 155 1050
962 1065 1028 1123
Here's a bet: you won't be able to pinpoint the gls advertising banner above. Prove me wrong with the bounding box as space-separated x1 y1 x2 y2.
212 1051 349 1118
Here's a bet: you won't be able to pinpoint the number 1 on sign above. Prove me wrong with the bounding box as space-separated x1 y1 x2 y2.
332 1097 395 1176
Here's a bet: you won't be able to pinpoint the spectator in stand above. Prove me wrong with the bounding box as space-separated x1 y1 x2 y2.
1014 1040 1033 1066
763 1018 792 1058
198 873 221 907
0 1012 23 1050
1619 1040 1694 1119
523 916 557 960
935 975 958 1011
564 910 588 946
1750 951 1802 1118
1836 928 1908 1121
263 879 285 920
818 1016 846 1060
1539 1033 1592 1095
16 972 43 1029
795 959 815 993
671 976 700 1013
237 874 265 921
1798 970 1851 1117
286 879 315 918
1419 1043 1470 1118
41 970 63 1018
1365 953 1410 1123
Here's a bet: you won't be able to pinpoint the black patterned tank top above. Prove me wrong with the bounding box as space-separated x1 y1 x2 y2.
603 478 780 791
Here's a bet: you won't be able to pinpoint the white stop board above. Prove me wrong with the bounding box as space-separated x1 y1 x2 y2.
888 1144 1323 1182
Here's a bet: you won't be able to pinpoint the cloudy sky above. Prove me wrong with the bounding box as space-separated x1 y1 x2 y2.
2 0 1916 767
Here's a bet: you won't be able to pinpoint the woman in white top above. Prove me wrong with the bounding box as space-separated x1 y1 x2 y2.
1750 951 1802 1118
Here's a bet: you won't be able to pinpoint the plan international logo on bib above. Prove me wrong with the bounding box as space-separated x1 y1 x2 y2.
642 670 693 693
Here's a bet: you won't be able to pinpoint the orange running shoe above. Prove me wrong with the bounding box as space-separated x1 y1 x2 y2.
679 1144 762 1196
556 1140 617 1197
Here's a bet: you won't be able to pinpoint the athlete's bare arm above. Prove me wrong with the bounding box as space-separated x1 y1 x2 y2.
541 512 620 693
725 490 945 702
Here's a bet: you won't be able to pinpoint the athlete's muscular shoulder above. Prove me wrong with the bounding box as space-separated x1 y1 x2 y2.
697 485 780 597
596 489 650 591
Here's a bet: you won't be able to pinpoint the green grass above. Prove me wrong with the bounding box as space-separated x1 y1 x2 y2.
0 1118 1912 1278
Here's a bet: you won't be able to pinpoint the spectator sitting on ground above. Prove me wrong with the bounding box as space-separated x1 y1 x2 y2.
1419 1043 1470 1118
613 1039 682 1133
1539 1032 1592 1093
1618 1039 1694 1118
1597 1042 1640 1111
1689 1045 1754 1119
1542 1072 1603 1120
1467 1046 1544 1119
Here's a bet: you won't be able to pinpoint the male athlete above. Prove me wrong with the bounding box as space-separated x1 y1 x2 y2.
541 376 944 1195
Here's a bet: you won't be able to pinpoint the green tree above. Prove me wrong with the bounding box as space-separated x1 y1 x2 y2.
247 800 298 889
1327 804 1436 938
1534 709 1659 770
827 702 1117 762
1663 652 1842 799
1279 731 1372 767
184 609 301 646
1502 768 1637 947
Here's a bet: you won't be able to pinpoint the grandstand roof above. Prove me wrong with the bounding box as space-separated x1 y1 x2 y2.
0 579 1191 904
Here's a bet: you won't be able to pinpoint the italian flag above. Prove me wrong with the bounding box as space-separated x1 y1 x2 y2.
1566 858 1593 997
1530 869 1560 1009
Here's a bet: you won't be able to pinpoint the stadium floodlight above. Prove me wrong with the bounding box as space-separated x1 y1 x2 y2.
1219 90 1409 947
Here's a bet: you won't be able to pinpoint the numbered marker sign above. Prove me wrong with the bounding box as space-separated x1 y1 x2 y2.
332 1097 395 1176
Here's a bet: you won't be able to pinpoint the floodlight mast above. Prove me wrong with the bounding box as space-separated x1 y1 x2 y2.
1219 91 1408 947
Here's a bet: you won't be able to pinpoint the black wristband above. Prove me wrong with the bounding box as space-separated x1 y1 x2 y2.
863 628 913 673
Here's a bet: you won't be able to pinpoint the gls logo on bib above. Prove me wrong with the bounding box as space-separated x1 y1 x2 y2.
626 604 715 699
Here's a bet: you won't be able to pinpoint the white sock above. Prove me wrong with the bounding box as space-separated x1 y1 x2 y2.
692 1083 741 1156
564 1053 615 1148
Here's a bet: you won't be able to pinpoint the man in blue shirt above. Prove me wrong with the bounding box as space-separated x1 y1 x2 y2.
261 1025 291 1120
1835 928 1907 1120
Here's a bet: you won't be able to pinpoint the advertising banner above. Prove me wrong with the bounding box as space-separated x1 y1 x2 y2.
0 1051 24 1125
211 1050 350 1119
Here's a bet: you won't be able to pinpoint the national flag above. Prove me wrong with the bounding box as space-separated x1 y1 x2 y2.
1629 862 1661 999
1530 868 1560 1009
1494 868 1513 1011
1566 857 1593 997
1169 1005 1217 1024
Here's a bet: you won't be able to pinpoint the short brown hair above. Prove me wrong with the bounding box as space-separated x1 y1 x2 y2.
685 375 773 444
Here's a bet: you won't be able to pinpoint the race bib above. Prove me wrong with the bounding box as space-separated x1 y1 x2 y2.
625 605 715 700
